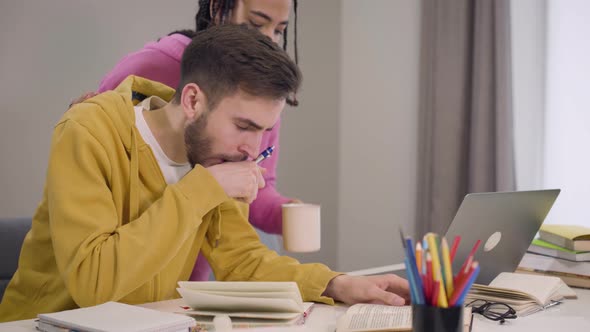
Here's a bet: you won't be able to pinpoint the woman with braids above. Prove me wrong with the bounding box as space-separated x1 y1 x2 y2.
93 0 301 282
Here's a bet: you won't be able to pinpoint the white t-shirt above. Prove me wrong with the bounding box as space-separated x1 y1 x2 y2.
134 97 191 184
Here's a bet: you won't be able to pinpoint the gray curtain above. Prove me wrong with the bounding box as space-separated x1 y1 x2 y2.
415 0 516 236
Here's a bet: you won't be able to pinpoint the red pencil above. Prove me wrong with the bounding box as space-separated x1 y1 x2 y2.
426 253 433 303
458 239 481 276
450 236 461 261
431 280 440 306
449 262 479 306
422 274 430 302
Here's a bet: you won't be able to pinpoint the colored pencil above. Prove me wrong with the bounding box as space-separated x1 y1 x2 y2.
416 242 423 276
441 237 454 297
450 236 461 261
451 262 481 306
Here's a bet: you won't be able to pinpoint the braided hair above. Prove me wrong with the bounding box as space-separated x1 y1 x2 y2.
170 0 300 105
193 0 298 62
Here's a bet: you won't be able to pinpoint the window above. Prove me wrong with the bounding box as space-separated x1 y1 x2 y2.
512 0 590 228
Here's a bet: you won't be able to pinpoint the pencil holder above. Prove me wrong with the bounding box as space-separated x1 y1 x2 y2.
412 304 463 332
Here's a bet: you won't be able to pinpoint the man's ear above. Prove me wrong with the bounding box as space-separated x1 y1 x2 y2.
180 83 207 121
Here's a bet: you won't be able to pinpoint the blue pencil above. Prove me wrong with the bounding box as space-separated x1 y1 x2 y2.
455 264 481 305
404 257 419 304
405 237 425 305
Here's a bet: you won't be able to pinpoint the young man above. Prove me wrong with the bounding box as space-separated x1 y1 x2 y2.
0 25 409 322
76 0 298 283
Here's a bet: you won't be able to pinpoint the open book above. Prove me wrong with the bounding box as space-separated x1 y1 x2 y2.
176 281 312 329
335 304 472 332
37 302 195 332
465 272 577 316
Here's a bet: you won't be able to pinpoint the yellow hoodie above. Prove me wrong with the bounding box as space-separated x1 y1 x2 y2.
0 76 340 322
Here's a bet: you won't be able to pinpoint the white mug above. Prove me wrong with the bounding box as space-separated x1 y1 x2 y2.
282 203 321 252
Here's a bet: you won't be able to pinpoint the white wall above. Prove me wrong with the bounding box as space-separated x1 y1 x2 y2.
338 0 421 272
277 0 423 271
0 0 196 218
277 0 342 268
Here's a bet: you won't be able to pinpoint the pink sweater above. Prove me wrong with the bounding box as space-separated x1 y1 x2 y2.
99 34 291 280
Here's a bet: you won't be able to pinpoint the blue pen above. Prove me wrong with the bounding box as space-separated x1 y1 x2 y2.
255 145 275 164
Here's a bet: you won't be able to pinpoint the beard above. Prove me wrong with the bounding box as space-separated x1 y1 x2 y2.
184 113 248 168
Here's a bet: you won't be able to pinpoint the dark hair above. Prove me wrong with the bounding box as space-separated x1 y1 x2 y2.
174 24 301 110
191 0 299 64
170 0 300 105
167 29 196 39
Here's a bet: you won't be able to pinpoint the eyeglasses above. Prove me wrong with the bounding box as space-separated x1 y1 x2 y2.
466 299 517 324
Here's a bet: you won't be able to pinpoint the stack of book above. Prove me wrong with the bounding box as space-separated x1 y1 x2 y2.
518 224 590 289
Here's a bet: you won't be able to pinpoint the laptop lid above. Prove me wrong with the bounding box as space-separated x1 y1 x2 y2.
445 189 560 285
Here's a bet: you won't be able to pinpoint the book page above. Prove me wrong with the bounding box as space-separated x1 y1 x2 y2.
193 290 301 302
336 304 411 332
489 272 563 305
180 303 313 320
557 281 578 299
178 281 300 293
177 288 303 313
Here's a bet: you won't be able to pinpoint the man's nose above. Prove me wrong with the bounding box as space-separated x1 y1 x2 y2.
240 135 263 160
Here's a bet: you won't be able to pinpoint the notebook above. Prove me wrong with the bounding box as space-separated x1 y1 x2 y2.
465 272 576 316
444 189 560 284
176 281 312 328
37 302 195 332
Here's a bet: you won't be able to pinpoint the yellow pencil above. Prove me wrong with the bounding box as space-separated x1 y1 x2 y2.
441 237 454 298
435 267 449 308
426 234 441 280
426 233 447 307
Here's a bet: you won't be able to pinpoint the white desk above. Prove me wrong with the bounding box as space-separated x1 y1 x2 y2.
469 287 590 331
1 288 589 331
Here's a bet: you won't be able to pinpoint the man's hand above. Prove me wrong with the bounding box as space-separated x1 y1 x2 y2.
68 91 98 108
323 274 410 306
207 161 266 204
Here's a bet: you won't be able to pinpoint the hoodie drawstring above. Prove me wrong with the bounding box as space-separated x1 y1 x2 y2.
207 206 222 248
129 129 140 221
214 206 222 248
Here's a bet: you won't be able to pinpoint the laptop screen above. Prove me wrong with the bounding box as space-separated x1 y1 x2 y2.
444 189 560 284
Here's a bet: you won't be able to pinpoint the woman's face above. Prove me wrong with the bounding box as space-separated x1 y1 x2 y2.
230 0 291 44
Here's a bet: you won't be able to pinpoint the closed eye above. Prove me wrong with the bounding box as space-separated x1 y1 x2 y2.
248 20 263 29
236 124 252 132
234 118 273 132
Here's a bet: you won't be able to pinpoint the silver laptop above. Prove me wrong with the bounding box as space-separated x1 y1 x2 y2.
445 189 560 285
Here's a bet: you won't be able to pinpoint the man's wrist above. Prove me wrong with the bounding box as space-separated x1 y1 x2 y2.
322 274 347 300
